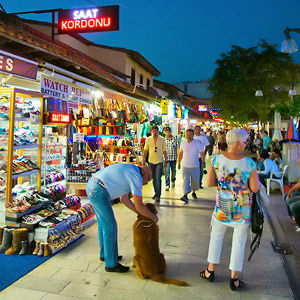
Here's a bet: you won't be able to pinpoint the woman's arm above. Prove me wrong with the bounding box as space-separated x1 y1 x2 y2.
207 162 217 187
249 168 260 193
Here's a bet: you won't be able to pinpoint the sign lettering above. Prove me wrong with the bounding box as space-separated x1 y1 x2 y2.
58 5 119 34
49 113 71 123
40 75 93 105
0 50 37 80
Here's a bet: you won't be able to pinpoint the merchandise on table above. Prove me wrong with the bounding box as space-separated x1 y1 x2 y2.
77 203 95 223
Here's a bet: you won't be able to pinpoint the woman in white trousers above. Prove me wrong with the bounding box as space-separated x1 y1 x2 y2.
200 128 259 291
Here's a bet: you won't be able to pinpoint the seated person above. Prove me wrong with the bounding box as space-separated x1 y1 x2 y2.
252 157 265 171
269 149 282 169
258 150 280 187
285 181 300 232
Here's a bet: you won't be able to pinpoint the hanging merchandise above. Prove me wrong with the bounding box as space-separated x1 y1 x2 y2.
160 98 169 115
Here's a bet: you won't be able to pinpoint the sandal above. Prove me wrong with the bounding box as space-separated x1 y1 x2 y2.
229 278 245 291
200 268 214 282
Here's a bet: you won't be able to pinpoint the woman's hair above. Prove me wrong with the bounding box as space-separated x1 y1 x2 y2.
226 128 249 146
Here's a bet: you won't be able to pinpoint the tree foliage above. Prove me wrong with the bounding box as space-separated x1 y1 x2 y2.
209 41 300 123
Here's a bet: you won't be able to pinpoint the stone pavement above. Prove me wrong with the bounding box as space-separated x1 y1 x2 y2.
0 169 296 300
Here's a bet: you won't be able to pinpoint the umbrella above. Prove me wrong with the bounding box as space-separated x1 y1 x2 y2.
286 117 298 140
272 111 283 141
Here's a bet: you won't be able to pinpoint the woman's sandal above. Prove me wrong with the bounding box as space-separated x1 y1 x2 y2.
229 278 245 291
200 269 214 282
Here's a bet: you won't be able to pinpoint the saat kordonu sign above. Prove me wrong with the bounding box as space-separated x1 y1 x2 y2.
58 5 119 34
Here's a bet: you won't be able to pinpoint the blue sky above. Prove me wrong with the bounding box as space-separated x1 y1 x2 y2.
2 0 300 83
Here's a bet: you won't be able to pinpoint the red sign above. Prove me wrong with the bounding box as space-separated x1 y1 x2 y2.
58 6 119 34
0 50 38 80
49 113 71 123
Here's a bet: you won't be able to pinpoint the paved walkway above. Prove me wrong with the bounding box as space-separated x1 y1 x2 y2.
0 168 295 300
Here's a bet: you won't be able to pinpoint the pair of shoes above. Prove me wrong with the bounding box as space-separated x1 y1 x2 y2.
100 255 123 262
229 278 245 291
171 182 175 187
155 196 160 203
105 263 130 273
192 192 197 199
165 185 170 191
180 195 189 203
200 268 214 282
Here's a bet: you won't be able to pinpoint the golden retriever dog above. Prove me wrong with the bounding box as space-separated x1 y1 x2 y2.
133 203 188 286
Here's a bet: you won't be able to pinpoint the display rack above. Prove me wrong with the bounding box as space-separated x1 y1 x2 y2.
0 88 44 225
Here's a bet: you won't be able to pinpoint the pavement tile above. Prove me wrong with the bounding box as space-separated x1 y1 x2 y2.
60 282 98 299
0 287 46 300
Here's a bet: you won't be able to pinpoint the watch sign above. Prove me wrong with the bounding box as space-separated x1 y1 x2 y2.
58 5 119 34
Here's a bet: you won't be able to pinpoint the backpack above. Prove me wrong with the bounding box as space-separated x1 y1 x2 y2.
248 192 264 261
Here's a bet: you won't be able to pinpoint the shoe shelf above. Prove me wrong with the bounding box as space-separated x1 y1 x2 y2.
46 157 64 162
5 200 52 221
15 117 41 123
34 214 80 242
0 88 44 219
52 233 84 255
82 214 95 228
13 144 40 150
12 169 40 179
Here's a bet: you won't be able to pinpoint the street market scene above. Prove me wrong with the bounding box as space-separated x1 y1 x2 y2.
0 1 299 299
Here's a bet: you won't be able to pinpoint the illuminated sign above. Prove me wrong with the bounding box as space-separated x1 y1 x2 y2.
214 118 224 123
49 113 71 123
198 105 208 112
58 5 119 34
210 108 221 116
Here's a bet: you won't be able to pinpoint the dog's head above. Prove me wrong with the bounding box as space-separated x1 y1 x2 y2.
145 203 157 215
137 203 158 220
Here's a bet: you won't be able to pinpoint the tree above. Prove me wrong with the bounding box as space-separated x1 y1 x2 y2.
209 41 300 123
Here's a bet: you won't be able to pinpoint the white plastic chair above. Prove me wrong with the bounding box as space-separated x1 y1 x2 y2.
266 165 288 196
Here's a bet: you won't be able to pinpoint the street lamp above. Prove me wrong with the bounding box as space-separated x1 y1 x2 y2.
281 28 300 53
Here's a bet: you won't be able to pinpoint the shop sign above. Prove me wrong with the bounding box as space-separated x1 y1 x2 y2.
214 117 224 123
198 105 208 112
73 133 85 142
210 108 221 116
49 113 71 123
58 5 119 34
40 75 93 105
0 49 38 80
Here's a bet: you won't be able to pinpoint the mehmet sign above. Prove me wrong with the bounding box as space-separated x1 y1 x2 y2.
58 5 119 34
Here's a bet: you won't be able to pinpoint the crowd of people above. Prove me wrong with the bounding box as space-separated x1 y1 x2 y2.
85 124 298 292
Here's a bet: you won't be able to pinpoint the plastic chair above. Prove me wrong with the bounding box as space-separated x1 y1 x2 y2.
266 165 288 196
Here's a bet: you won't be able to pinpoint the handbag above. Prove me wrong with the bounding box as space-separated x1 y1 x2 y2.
248 191 265 261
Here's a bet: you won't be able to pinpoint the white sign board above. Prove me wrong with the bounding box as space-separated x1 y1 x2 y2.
40 75 93 105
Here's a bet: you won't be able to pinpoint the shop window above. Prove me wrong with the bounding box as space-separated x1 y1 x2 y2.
140 74 144 86
131 68 135 86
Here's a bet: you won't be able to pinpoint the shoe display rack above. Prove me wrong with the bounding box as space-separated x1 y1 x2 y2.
42 125 67 201
0 88 44 225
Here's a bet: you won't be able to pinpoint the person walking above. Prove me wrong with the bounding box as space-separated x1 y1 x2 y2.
178 129 205 203
200 128 259 291
263 131 271 151
194 126 209 189
164 127 179 191
142 125 167 203
207 131 215 156
86 164 156 273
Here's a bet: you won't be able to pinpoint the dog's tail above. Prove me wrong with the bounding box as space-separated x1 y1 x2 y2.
151 274 189 286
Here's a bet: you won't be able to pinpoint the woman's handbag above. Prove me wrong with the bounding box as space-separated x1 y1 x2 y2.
248 183 269 261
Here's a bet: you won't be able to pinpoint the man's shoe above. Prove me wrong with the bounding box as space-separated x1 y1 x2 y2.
100 255 123 262
155 196 160 203
192 192 197 199
152 195 156 200
105 263 130 273
165 186 170 191
171 182 175 187
200 185 204 189
180 195 189 203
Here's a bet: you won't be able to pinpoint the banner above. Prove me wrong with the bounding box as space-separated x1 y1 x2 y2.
0 49 38 80
40 75 93 105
